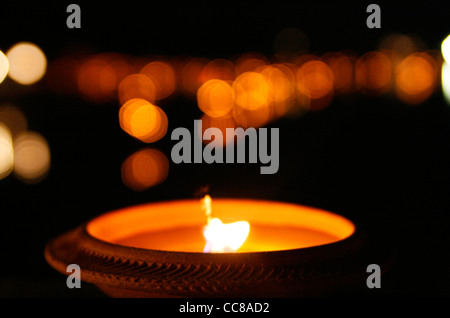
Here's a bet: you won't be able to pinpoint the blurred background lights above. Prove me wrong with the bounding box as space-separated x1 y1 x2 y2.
0 34 442 155
77 57 118 103
118 73 157 105
119 98 168 143
0 50 9 83
355 51 392 95
198 59 236 83
322 52 355 95
77 53 135 103
259 64 296 117
232 103 272 129
179 57 209 97
13 131 51 183
441 34 450 64
296 60 334 99
0 123 14 180
0 104 28 137
6 42 47 85
234 53 269 75
121 148 169 191
378 33 425 57
140 61 176 100
296 60 334 110
441 62 450 105
395 53 436 105
197 79 234 118
233 72 270 111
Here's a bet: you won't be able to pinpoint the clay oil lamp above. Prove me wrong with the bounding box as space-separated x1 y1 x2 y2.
45 195 390 297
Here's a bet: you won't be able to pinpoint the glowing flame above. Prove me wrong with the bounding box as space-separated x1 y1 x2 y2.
202 195 250 253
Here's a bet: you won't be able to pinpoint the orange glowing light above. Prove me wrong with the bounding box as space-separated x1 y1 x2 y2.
105 53 135 82
197 79 234 118
234 53 269 74
259 64 296 117
86 199 355 253
0 50 9 84
179 57 209 97
355 51 392 94
13 131 51 183
232 103 272 129
77 57 117 102
201 195 250 253
378 33 424 57
119 98 168 143
77 53 134 103
233 72 270 111
0 123 14 180
121 148 169 191
6 42 47 85
322 52 355 94
296 60 334 110
296 60 334 99
118 74 157 105
140 61 176 100
292 54 320 66
395 53 436 105
198 59 236 83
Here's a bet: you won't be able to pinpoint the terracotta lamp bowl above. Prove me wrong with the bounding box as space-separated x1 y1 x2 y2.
45 199 390 297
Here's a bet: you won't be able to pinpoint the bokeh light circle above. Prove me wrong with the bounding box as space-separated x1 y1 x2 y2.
6 42 47 85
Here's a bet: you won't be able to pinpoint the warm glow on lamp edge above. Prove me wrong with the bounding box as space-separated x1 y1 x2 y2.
86 198 355 253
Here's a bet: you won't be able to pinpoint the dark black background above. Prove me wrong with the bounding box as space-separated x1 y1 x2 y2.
0 0 450 299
